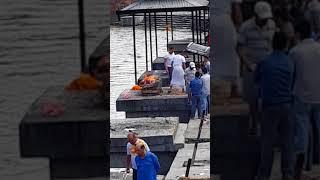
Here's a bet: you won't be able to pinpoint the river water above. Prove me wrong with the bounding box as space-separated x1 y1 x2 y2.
0 0 107 179
110 25 191 122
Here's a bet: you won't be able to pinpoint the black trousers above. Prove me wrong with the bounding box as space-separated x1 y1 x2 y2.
133 169 137 180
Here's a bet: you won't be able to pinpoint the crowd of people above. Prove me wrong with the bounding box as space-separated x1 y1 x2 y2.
164 47 211 119
213 0 320 180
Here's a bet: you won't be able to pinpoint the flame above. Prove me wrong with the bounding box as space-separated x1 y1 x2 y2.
139 74 159 86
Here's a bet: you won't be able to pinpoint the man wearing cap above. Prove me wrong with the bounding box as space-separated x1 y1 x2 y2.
185 62 196 93
126 132 150 180
238 1 276 134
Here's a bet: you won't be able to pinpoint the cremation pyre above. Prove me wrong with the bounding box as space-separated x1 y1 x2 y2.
139 74 162 96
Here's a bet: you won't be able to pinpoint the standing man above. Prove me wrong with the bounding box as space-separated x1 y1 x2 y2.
212 0 242 98
203 57 210 74
201 68 210 116
238 1 276 134
126 132 150 180
189 72 203 119
185 62 196 94
164 47 175 81
135 143 160 180
289 20 320 180
255 32 295 180
170 53 186 92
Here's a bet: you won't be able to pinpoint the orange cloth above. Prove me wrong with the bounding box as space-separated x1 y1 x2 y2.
65 73 102 91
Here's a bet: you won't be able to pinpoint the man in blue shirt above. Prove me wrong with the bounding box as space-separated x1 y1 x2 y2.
189 72 203 119
135 143 160 180
255 31 295 180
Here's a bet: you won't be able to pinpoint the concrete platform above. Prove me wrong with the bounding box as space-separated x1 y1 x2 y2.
185 116 210 143
19 86 107 178
165 143 210 180
168 39 193 53
110 117 187 175
212 101 261 180
110 117 179 147
116 89 191 123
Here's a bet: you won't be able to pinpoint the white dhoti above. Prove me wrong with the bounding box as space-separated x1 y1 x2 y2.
170 66 185 88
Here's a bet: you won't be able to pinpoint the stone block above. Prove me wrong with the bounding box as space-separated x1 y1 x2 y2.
125 111 190 123
166 143 210 180
19 86 107 158
185 118 210 143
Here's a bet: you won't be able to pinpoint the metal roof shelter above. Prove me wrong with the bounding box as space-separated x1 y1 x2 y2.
117 0 209 84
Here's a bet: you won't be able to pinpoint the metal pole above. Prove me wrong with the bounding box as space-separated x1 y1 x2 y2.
185 158 192 177
154 12 158 58
191 11 195 62
144 13 148 71
196 10 199 44
166 11 169 49
203 9 206 45
149 12 152 69
196 10 200 62
171 11 173 40
199 10 202 45
133 14 137 84
78 0 86 72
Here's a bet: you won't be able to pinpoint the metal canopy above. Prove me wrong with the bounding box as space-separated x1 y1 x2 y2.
118 0 209 15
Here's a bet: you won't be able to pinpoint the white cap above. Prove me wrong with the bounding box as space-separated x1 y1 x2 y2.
189 62 195 68
254 1 273 19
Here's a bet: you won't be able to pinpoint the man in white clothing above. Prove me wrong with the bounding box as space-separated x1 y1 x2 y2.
201 68 210 116
164 47 175 81
126 132 150 180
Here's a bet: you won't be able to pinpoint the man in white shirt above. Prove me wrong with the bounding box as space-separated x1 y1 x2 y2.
289 20 320 179
201 68 210 116
126 132 150 180
164 47 175 81
170 53 186 91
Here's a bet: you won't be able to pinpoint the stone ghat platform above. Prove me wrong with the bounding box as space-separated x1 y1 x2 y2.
110 117 187 175
19 86 107 179
116 89 191 123
185 116 210 143
165 143 210 180
212 98 261 180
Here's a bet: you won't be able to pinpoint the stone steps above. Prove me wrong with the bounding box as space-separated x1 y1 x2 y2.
165 143 210 180
185 116 210 143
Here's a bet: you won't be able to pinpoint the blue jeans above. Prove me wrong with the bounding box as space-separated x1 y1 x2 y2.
257 103 295 178
201 94 210 115
191 95 202 119
293 97 320 157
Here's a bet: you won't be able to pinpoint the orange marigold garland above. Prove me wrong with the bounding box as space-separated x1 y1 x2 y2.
131 85 142 91
65 73 102 91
